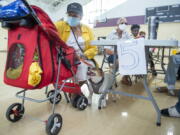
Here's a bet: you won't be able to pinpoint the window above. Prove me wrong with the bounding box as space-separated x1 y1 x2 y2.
6 43 25 79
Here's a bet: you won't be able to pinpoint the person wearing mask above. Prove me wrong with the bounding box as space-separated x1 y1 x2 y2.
161 96 180 117
104 17 131 85
105 17 130 58
157 54 180 96
160 55 180 117
55 2 98 105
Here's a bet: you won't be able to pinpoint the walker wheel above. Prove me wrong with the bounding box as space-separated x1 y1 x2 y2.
46 113 62 135
6 103 25 122
47 90 62 104
76 96 88 110
71 95 81 108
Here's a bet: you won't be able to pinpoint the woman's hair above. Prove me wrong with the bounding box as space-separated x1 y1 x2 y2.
117 17 127 25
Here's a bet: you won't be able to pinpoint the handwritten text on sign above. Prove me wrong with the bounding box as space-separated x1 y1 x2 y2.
117 38 147 75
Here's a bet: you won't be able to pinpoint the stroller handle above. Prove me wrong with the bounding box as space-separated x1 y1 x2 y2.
21 0 42 25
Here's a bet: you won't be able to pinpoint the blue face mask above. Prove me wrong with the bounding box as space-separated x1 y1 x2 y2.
67 16 80 27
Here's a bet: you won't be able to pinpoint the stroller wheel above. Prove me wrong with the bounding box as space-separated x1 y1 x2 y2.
6 103 25 122
47 90 62 104
46 113 63 135
71 95 81 108
76 96 88 110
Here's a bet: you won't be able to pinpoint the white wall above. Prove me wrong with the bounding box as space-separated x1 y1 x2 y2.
93 22 180 40
0 24 7 51
102 0 180 18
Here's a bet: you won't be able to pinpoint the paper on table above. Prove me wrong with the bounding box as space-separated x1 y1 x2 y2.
117 38 147 75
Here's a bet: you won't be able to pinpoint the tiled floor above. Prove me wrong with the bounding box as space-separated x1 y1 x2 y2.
0 53 179 135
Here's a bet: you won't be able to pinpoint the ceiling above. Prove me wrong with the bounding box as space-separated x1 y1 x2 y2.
32 0 69 8
30 0 92 21
0 0 92 20
0 0 92 21
30 0 92 11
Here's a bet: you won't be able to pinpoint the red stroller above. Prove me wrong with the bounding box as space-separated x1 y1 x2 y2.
1 0 88 135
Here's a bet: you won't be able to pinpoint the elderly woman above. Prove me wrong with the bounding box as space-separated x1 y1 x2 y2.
55 2 98 105
105 17 130 57
104 17 131 85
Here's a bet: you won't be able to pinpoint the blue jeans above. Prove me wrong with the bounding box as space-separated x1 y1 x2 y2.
164 55 180 87
107 54 118 64
164 55 180 113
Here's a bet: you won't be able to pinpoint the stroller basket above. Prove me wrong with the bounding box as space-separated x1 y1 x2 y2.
2 1 88 135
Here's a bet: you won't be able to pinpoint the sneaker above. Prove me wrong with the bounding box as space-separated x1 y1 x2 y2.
168 90 175 96
155 87 168 93
161 106 180 118
168 90 180 97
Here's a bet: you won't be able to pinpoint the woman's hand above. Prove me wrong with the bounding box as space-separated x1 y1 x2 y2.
105 48 114 55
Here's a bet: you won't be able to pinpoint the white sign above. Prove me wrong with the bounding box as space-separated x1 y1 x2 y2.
117 38 147 75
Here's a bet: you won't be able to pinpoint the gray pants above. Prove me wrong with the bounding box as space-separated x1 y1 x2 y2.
164 55 180 88
164 55 180 113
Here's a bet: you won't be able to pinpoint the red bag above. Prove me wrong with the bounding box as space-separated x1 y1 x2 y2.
4 25 54 89
4 6 77 89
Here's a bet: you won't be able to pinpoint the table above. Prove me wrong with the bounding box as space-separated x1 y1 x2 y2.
91 39 180 126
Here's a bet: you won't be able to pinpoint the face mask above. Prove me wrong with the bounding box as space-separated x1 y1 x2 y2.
119 24 127 31
67 16 80 27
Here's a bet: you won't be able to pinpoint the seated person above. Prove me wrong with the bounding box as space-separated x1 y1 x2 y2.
139 31 146 38
161 91 180 118
157 54 180 96
104 17 132 85
104 17 130 64
130 24 140 39
160 54 180 117
55 2 98 105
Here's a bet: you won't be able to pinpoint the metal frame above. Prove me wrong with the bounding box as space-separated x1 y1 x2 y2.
91 39 179 47
91 39 180 126
148 47 174 74
15 52 66 113
15 77 74 106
